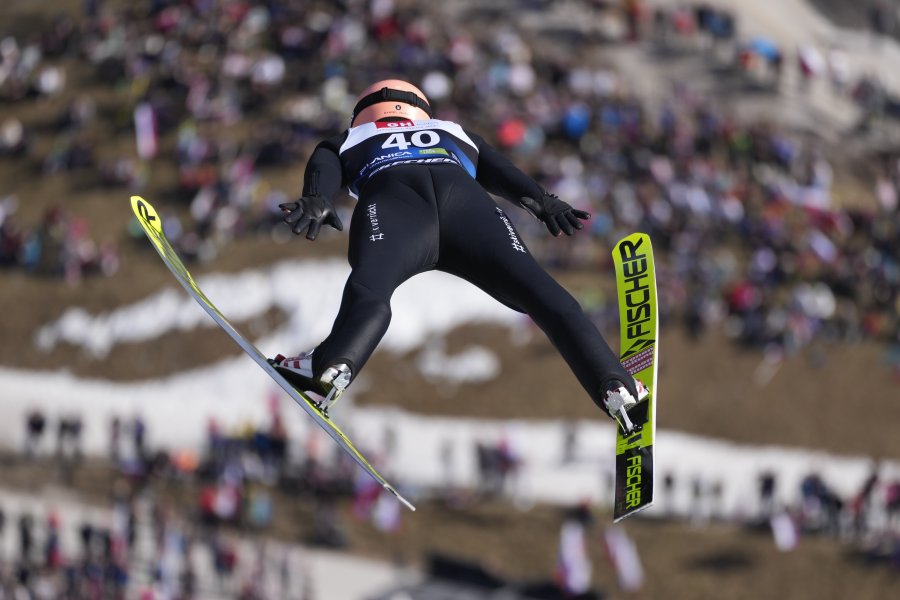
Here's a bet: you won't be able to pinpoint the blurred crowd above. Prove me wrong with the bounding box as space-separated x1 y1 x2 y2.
1 2 899 597
0 0 897 369
5 397 899 599
0 199 121 283
0 490 310 600
9 403 344 599
659 463 900 563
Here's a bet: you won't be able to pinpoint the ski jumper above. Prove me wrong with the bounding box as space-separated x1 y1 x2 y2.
300 117 633 411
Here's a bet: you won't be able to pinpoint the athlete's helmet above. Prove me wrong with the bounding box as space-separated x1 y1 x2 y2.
350 79 432 126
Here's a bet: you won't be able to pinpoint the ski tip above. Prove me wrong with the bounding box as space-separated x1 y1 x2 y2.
130 195 163 234
129 195 149 213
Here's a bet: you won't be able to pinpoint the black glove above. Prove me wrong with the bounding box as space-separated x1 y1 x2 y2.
518 192 590 237
279 195 343 241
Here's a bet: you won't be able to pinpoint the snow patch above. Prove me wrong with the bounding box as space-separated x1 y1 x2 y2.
34 259 522 358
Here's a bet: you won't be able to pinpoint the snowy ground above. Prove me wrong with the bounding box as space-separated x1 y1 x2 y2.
5 259 898 520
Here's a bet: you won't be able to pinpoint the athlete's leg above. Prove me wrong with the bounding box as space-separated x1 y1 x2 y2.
433 168 633 409
313 168 439 380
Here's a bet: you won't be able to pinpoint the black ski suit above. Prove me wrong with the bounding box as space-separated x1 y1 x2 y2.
291 117 634 410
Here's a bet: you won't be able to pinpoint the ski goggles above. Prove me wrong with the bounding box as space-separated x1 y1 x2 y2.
350 87 433 125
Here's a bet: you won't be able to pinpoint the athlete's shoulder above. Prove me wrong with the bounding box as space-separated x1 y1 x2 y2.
318 131 349 151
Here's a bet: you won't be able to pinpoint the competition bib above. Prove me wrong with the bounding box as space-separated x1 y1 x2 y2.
339 119 479 196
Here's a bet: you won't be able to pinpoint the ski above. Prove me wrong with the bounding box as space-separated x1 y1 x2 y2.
130 195 415 511
611 232 659 522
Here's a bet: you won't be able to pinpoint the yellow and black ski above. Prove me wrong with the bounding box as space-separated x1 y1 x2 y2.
130 196 415 511
611 232 659 521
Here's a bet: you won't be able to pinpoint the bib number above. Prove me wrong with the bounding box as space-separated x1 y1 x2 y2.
381 130 440 151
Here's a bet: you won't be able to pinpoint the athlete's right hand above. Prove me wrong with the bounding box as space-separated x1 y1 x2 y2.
279 195 344 241
519 192 590 237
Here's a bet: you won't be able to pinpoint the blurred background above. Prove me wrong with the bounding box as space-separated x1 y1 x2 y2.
1 0 899 598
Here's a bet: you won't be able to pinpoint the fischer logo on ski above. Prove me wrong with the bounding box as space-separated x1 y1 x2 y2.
618 237 654 345
625 454 643 509
612 232 659 522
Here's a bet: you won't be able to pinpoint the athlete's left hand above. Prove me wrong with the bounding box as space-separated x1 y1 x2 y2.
519 192 591 237
279 194 344 241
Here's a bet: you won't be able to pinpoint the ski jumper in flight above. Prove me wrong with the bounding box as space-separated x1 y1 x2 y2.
272 79 644 419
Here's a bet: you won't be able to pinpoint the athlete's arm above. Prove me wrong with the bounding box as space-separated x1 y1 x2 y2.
281 134 348 240
468 131 590 237
301 134 347 199
468 131 542 200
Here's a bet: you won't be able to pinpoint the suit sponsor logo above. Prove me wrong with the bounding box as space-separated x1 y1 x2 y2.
375 119 415 128
367 203 383 241
495 208 526 253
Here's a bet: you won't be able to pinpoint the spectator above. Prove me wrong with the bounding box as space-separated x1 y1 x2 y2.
109 415 122 462
18 513 34 564
133 414 146 463
24 409 46 458
759 471 777 519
